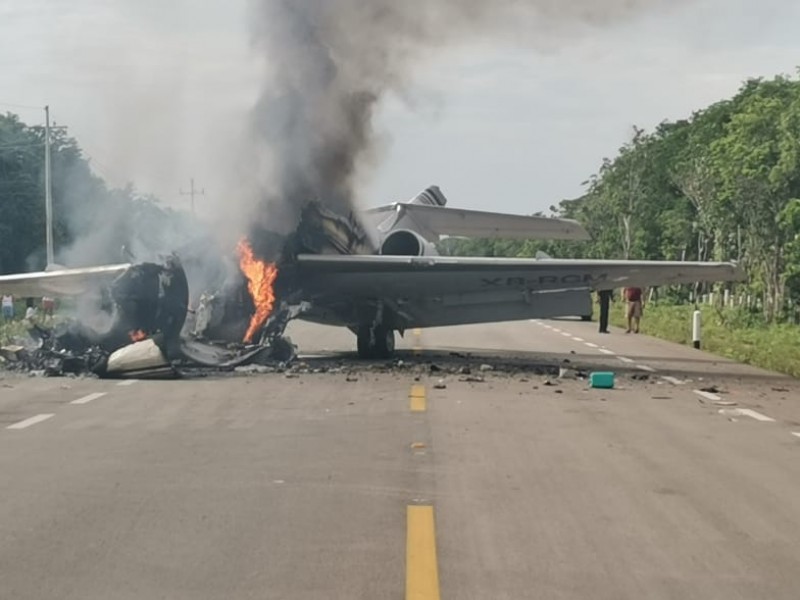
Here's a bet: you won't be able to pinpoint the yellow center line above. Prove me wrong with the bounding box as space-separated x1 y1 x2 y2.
406 505 441 600
410 384 427 412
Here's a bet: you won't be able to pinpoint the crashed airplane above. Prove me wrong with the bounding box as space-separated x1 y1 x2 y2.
0 186 745 375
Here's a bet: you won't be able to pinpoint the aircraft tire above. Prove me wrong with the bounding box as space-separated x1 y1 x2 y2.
373 326 395 359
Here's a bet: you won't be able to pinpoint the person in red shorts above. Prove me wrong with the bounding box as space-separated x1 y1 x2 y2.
623 287 644 333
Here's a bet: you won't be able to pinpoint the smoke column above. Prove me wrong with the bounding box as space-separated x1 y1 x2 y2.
244 0 683 242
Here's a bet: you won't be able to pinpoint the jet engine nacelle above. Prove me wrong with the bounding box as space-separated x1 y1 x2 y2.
380 229 431 256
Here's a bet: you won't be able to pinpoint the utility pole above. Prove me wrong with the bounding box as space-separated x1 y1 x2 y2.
43 106 67 268
180 178 204 215
44 105 53 267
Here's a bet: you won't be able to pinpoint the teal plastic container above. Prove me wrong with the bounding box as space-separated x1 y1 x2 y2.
590 372 615 389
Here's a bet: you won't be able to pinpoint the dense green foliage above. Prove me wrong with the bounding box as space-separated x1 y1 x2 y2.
443 73 800 323
0 112 194 274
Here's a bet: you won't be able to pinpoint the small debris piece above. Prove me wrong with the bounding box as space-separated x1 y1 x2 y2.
345 376 359 382
0 345 26 362
555 390 564 394
714 400 737 407
458 366 471 375
558 368 577 380
543 379 556 386
772 387 790 393
429 364 441 372
479 364 494 372
700 385 721 393
433 379 447 390
631 374 650 381
460 375 485 383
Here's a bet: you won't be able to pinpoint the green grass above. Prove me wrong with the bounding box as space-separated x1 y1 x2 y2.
610 303 800 378
0 319 31 346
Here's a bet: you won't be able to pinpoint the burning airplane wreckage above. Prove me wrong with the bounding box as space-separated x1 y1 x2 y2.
1 201 364 379
1 186 746 379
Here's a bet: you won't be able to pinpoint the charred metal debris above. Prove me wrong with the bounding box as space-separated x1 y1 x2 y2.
1 202 367 379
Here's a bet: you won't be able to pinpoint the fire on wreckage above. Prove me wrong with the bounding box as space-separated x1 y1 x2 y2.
6 204 349 379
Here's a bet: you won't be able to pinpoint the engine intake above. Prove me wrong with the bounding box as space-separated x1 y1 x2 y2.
380 230 425 256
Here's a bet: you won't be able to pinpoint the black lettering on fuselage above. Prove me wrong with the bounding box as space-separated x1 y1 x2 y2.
480 273 611 288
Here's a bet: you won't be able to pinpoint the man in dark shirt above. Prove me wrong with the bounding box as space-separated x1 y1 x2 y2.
598 289 613 334
623 287 644 333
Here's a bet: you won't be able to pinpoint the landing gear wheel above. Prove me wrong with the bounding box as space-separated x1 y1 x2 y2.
373 326 395 359
356 325 396 359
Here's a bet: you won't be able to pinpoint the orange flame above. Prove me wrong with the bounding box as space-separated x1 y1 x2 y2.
236 238 279 344
129 330 147 342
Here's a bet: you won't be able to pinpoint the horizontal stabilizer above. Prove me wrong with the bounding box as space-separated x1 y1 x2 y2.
366 203 590 242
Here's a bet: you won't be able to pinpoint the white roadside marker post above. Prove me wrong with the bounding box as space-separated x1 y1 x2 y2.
693 309 702 350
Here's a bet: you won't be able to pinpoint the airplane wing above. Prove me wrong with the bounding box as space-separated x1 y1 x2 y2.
296 255 744 296
295 255 744 328
364 203 590 241
0 264 132 297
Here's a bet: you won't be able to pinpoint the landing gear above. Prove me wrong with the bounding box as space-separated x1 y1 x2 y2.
356 324 396 359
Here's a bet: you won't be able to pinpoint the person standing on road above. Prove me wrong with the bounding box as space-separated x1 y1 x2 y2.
598 289 613 334
623 287 644 333
2 294 13 321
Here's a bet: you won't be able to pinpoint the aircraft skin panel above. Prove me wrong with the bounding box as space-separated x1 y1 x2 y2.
298 288 593 328
0 264 131 297
295 255 745 298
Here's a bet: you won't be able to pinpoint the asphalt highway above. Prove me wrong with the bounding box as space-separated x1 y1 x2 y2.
2 318 800 599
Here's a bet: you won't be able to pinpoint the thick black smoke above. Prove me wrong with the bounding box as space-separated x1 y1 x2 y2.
246 0 682 242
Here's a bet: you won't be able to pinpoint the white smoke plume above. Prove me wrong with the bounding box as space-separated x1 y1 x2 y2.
244 0 684 243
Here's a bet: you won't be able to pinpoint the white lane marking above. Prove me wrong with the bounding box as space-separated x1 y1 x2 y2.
560 332 572 337
792 432 800 439
585 343 598 349
117 380 139 387
662 376 686 385
552 328 562 333
637 365 657 373
617 356 634 364
572 337 585 342
695 390 722 402
737 409 776 423
599 348 616 355
71 392 107 405
7 413 55 430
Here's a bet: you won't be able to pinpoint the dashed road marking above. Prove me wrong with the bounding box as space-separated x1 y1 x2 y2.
585 343 598 349
572 337 585 342
637 365 657 373
71 392 107 405
599 348 616 355
7 413 55 430
406 505 441 600
792 432 800 439
410 385 427 412
117 379 139 387
661 376 687 385
560 332 572 337
617 357 634 364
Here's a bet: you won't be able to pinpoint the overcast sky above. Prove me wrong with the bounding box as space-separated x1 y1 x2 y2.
1 0 799 217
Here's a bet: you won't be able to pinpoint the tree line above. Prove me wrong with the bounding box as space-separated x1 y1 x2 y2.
0 112 195 275
443 73 800 322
